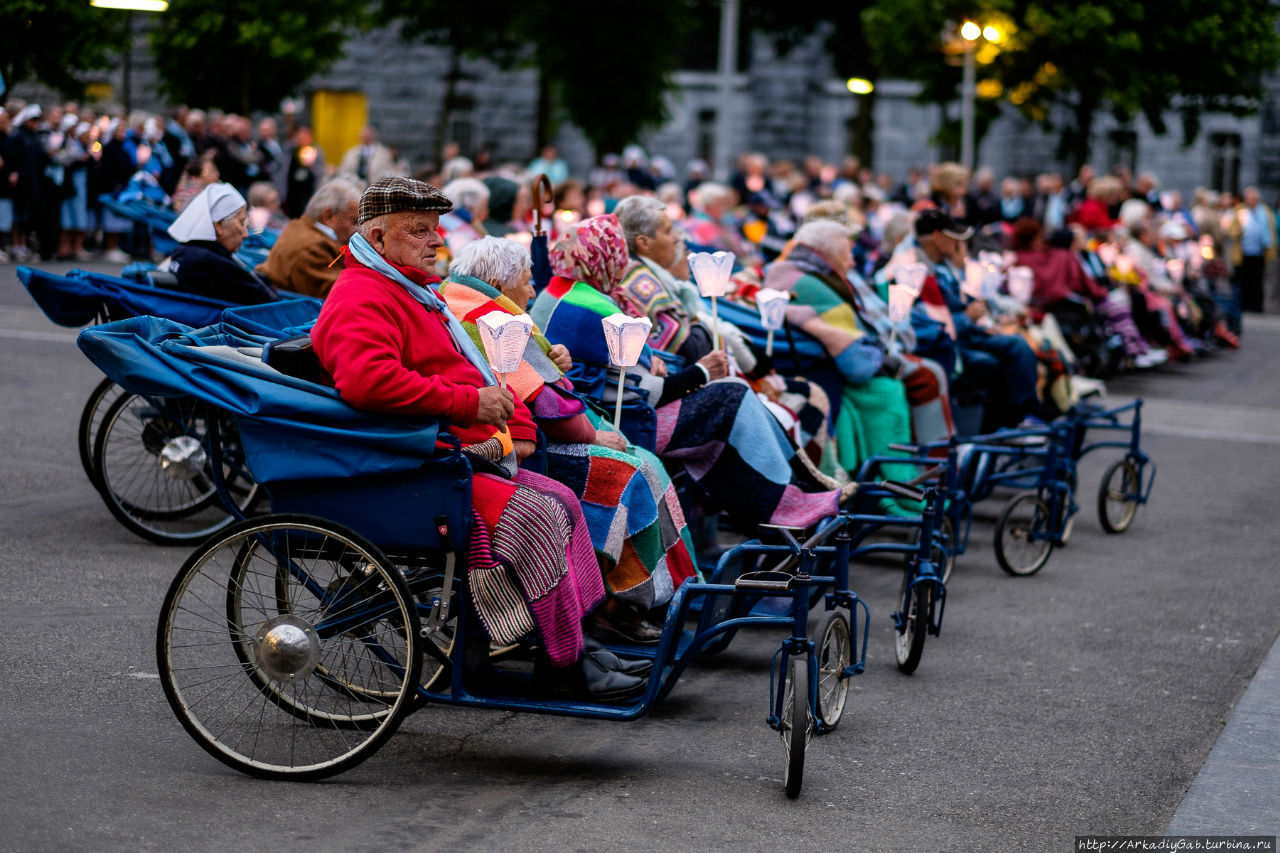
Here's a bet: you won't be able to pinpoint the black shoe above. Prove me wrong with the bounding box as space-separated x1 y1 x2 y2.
583 636 653 677
539 654 646 703
589 611 663 645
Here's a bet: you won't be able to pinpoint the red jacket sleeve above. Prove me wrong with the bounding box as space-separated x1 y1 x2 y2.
313 281 481 425
506 394 537 442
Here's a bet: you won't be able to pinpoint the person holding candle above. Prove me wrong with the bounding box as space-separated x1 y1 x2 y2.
613 194 844 479
440 236 699 644
532 214 855 534
312 177 646 702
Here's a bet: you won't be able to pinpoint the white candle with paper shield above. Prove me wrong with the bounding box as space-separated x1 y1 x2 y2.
688 250 735 351
963 259 985 300
755 287 789 356
475 311 534 389
897 262 928 297
1097 242 1118 268
1167 258 1185 285
1006 266 1034 304
601 313 652 429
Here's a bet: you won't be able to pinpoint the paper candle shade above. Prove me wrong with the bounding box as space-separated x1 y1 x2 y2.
475 311 534 375
981 267 1003 300
755 288 789 330
1115 255 1134 276
1167 258 1185 284
1096 243 1118 268
688 251 735 297
897 262 928 297
963 259 985 300
887 284 915 324
1007 266 1034 303
601 313 652 367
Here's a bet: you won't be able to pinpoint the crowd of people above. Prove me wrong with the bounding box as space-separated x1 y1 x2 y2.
7 97 1255 700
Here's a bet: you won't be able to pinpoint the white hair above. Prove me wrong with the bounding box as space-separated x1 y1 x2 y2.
450 235 531 287
440 156 475 184
613 195 667 255
443 177 489 213
304 176 362 220
793 219 854 261
694 181 734 211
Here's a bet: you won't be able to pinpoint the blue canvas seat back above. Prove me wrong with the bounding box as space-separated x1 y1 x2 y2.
18 266 235 328
223 296 323 339
714 297 827 374
77 316 468 551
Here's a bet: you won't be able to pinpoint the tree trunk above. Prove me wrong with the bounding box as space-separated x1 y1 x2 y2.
534 65 552 156
436 47 462 164
1067 98 1097 174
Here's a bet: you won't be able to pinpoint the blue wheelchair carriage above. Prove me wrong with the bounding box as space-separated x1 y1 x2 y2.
19 264 319 544
860 399 1156 577
76 314 942 797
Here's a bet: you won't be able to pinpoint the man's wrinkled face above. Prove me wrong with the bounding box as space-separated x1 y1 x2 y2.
373 211 445 274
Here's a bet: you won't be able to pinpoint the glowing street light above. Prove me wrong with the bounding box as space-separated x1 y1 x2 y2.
959 20 1001 171
846 78 874 96
89 0 169 112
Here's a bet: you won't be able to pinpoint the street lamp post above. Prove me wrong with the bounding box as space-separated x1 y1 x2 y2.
89 0 169 112
958 20 999 171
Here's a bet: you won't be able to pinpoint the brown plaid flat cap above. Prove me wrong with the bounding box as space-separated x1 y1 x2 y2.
358 176 453 223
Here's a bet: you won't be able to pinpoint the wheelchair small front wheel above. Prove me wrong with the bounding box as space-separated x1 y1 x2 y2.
994 493 1054 576
815 610 851 731
894 571 930 674
158 515 422 780
781 654 812 799
1097 458 1141 534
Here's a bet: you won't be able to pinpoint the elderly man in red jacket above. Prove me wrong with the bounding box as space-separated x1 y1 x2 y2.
312 176 646 701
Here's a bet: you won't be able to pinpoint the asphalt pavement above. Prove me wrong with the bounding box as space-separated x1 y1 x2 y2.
0 259 1277 852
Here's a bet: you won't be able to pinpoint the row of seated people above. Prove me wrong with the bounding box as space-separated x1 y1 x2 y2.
154 179 1052 704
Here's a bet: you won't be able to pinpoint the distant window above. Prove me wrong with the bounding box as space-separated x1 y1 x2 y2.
1107 130 1138 175
1209 132 1242 196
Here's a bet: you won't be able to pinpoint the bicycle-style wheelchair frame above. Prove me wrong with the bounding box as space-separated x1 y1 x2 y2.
77 315 946 798
858 398 1156 577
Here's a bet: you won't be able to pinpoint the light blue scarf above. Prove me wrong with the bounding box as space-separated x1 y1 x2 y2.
347 231 497 386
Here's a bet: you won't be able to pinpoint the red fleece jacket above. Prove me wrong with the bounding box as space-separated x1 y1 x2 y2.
312 255 537 446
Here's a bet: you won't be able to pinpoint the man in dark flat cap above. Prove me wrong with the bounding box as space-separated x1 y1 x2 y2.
311 177 645 702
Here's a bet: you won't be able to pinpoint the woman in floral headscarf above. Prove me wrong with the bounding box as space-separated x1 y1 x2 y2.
530 214 855 533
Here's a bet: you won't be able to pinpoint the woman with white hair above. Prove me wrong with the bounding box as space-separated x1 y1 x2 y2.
166 183 277 304
440 236 698 643
763 218 918 481
440 176 489 253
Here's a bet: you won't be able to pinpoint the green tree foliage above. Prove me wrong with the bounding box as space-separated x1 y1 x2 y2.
149 0 368 115
992 0 1280 167
380 0 690 158
0 0 125 98
860 0 1280 168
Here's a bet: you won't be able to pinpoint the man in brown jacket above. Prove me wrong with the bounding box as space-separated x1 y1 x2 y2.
256 177 361 298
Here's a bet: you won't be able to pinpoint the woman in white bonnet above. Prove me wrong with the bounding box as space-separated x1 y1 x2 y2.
166 182 277 304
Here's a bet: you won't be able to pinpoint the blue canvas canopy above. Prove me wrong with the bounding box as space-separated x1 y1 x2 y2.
76 316 444 485
19 266 236 328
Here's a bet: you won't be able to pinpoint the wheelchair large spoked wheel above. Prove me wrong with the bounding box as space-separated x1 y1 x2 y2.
1097 458 1141 534
158 515 422 781
93 394 260 545
78 378 127 486
994 493 1054 576
894 571 930 675
815 610 851 731
780 654 812 799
